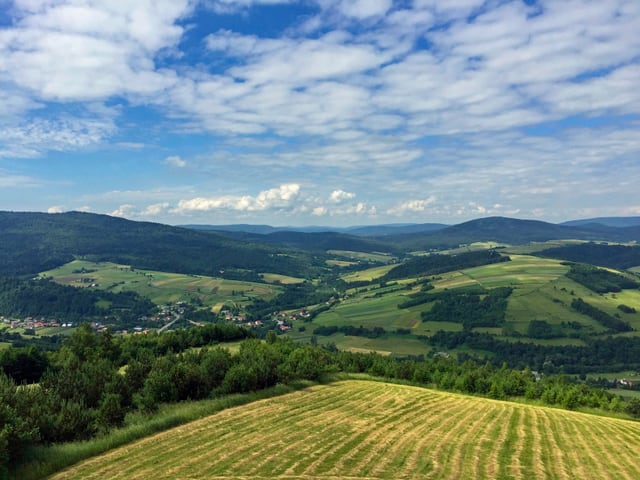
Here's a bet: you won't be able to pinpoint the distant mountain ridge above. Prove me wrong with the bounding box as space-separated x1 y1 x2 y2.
181 222 448 237
2 212 640 278
561 217 640 228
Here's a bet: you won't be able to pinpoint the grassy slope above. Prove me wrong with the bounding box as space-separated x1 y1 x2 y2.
49 380 640 480
40 260 282 312
298 255 640 355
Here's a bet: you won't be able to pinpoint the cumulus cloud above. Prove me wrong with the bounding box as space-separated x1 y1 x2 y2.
329 189 356 203
176 184 301 213
0 1 191 102
47 205 64 213
164 155 187 168
387 197 437 215
110 204 135 218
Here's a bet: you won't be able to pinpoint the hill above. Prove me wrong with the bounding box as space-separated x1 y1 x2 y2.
49 380 640 480
0 211 323 279
562 216 640 228
181 222 449 236
390 216 640 250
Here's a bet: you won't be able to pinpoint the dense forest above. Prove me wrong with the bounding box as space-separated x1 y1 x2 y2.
536 243 640 270
565 263 639 293
420 287 512 330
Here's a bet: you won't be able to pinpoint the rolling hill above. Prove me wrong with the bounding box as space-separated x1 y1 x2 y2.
0 211 323 279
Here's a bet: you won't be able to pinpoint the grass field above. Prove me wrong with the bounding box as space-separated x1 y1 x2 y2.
50 380 640 480
40 260 282 311
341 264 396 282
259 273 305 284
304 254 640 354
328 250 396 263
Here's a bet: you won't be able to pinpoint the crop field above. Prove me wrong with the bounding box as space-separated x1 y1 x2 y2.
51 380 640 480
40 260 282 311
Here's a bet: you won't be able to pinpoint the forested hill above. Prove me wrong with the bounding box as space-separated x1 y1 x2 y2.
0 211 323 278
213 230 396 254
388 216 640 250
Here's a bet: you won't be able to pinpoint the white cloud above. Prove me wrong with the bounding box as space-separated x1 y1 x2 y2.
164 155 187 168
176 183 301 213
312 206 327 216
338 0 392 20
110 204 135 218
0 115 115 158
0 1 191 102
329 189 356 203
205 0 295 14
47 205 64 213
387 196 436 215
141 202 171 216
0 170 41 187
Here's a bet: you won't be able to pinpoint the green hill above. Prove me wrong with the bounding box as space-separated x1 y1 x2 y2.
0 211 323 279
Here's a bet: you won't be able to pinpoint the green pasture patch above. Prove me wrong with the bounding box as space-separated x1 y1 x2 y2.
328 250 395 263
314 332 430 357
607 388 640 400
40 260 282 309
259 272 305 284
326 259 358 267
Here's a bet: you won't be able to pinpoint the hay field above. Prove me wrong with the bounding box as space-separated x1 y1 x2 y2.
51 380 640 480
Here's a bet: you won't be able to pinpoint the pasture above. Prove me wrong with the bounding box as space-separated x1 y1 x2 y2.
309 254 640 353
40 260 281 311
50 380 640 480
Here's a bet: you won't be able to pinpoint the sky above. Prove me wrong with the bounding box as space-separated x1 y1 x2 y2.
0 0 639 227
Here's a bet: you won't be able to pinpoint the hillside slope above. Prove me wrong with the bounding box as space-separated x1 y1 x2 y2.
0 211 322 278
51 380 640 480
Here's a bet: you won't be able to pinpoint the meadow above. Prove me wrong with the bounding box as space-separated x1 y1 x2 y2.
40 260 282 312
49 380 640 480
302 254 640 355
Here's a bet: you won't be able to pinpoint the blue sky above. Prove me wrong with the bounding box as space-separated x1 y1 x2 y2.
0 0 639 226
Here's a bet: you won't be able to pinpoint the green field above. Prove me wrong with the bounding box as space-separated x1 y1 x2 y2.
328 249 395 263
301 254 640 354
341 264 396 282
259 272 305 284
40 260 282 312
50 380 640 480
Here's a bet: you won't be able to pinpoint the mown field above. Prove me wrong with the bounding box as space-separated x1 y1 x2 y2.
50 380 640 480
40 260 282 312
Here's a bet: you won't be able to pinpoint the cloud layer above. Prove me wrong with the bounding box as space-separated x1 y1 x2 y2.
1 0 639 225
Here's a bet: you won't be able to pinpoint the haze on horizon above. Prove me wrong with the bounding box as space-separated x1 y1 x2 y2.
1 0 638 227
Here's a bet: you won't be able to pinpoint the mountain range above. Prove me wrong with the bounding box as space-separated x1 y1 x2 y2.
2 211 639 277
